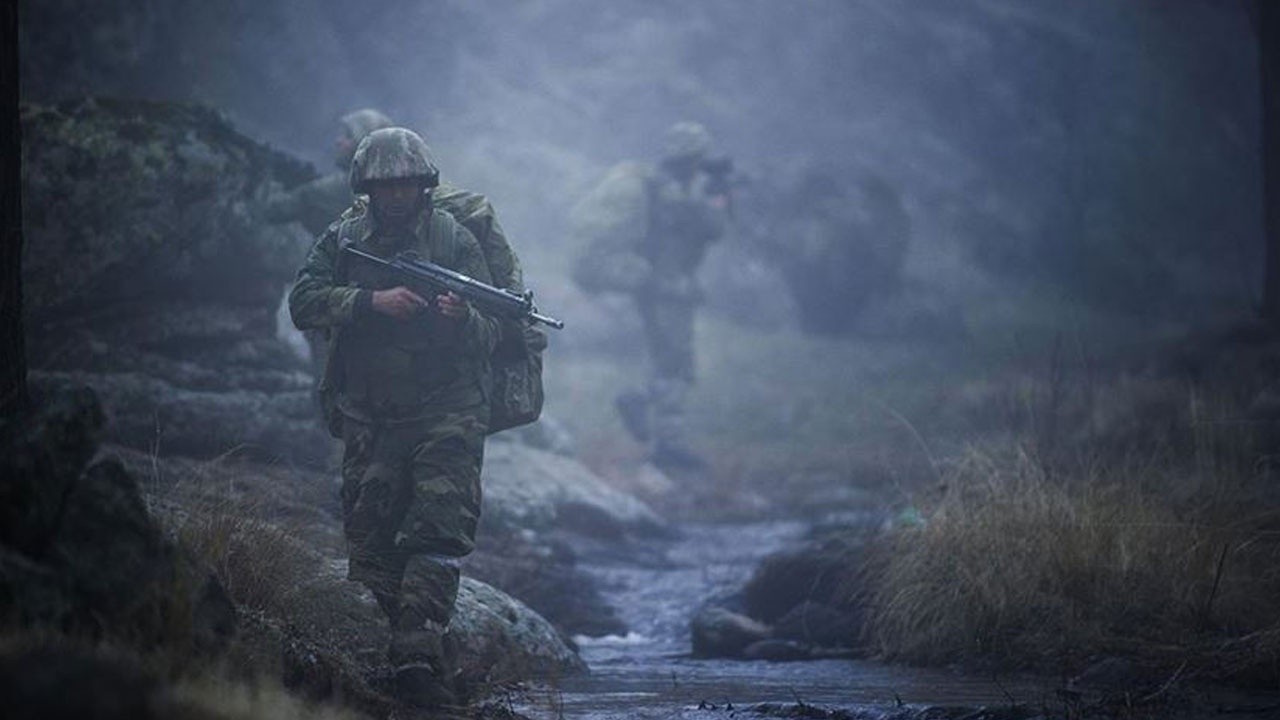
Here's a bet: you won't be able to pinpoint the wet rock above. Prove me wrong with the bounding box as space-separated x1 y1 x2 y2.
690 606 772 658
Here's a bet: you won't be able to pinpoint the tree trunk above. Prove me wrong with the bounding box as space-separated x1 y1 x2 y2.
0 1 27 418
1260 1 1280 322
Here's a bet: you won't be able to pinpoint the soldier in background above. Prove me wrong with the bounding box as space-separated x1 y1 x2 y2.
264 108 394 237
289 127 495 707
571 121 732 473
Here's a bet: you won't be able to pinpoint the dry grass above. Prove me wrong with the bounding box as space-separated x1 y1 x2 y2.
169 495 322 617
863 378 1280 685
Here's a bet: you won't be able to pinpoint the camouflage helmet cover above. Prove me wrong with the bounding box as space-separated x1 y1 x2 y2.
661 121 712 161
349 127 440 193
340 108 394 144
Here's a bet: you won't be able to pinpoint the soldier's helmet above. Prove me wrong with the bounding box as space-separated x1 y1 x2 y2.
661 121 712 161
349 127 440 194
340 108 394 144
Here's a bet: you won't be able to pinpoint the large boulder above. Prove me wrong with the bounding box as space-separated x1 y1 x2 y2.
0 384 236 657
21 98 327 466
471 441 653 641
480 441 665 539
451 577 588 685
466 532 627 639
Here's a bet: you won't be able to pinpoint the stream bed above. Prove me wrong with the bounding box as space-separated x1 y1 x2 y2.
513 521 1066 719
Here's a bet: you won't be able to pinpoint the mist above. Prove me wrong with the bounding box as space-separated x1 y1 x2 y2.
9 1 1280 718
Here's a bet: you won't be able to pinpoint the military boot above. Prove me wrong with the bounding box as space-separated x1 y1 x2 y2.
389 620 460 702
388 617 459 708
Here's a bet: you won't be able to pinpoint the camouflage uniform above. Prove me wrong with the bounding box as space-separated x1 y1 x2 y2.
571 122 730 470
288 129 497 698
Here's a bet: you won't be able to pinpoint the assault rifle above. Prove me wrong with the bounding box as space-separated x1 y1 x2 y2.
342 246 565 330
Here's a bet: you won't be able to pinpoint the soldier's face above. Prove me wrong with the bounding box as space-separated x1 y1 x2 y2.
368 179 424 226
335 131 358 167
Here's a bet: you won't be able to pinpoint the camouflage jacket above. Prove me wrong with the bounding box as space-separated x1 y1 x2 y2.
570 161 728 301
288 204 499 423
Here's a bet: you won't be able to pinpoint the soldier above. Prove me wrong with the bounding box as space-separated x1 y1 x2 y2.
571 121 732 473
288 127 496 706
265 108 394 237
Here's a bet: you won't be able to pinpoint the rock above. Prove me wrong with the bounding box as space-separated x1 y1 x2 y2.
466 532 626 639
0 383 104 555
32 370 331 467
690 606 772 658
480 441 665 539
491 413 577 457
742 529 871 625
21 98 310 323
772 600 861 649
451 577 589 687
0 384 237 657
21 98 326 467
742 639 811 662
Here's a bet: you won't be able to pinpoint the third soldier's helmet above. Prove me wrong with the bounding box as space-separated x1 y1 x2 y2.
341 108 393 143
661 121 712 161
349 127 440 194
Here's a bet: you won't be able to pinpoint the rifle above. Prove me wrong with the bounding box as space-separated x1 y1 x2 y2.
342 245 565 330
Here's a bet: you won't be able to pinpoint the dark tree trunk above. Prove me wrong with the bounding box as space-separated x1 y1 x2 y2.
0 1 26 418
1260 1 1280 322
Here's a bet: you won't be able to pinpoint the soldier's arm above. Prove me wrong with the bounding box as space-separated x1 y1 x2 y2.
288 226 371 331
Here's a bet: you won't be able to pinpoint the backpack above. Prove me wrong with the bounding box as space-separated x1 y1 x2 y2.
433 185 545 434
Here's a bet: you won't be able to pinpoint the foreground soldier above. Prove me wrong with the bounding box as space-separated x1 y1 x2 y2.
288 127 496 706
571 121 732 473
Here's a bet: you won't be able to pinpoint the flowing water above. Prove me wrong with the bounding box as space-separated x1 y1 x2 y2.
513 520 1063 719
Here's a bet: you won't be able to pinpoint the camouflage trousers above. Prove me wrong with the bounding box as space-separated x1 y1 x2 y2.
626 299 696 456
339 407 486 636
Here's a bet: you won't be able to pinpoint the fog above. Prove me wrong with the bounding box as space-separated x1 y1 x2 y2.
21 0 1263 320
12 2 1280 715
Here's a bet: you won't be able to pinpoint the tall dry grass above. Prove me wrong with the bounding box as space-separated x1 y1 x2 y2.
864 377 1280 685
170 495 321 617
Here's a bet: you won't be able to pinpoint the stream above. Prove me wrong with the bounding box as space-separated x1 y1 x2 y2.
513 520 1064 719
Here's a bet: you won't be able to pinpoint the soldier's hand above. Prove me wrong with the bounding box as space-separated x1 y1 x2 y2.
435 289 471 317
372 287 428 320
436 291 469 320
